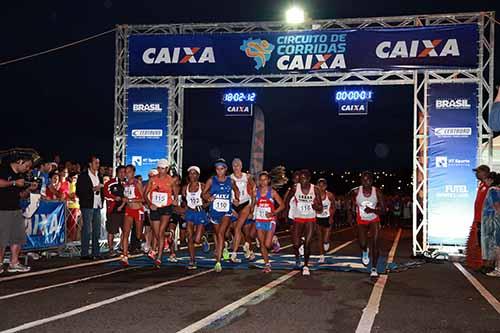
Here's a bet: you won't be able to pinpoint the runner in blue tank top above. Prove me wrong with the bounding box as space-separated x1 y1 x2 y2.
202 159 240 273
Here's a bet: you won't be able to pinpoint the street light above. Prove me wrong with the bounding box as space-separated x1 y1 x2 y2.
285 6 305 24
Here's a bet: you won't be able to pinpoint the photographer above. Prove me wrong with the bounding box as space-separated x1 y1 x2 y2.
0 157 37 274
76 156 104 260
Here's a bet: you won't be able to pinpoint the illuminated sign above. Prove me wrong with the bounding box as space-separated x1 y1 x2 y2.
335 89 373 116
222 91 256 117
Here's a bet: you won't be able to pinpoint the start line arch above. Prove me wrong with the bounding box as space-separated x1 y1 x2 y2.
114 12 496 256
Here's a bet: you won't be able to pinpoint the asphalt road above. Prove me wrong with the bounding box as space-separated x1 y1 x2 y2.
0 227 498 333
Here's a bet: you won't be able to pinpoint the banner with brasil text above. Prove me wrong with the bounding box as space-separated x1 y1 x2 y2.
125 88 169 179
427 83 479 247
128 24 478 76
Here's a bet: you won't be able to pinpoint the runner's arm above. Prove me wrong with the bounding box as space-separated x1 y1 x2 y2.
231 179 240 203
312 187 323 212
202 178 213 202
328 192 336 224
271 189 285 216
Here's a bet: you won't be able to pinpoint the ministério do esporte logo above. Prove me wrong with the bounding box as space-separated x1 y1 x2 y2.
435 156 471 168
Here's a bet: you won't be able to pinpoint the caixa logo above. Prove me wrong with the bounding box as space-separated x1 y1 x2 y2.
435 99 471 110
132 103 162 112
131 129 163 139
376 39 460 59
142 47 215 64
434 127 472 138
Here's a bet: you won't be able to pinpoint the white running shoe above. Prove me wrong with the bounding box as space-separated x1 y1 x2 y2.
168 254 178 263
7 263 31 273
230 253 242 263
486 268 500 277
323 242 330 252
370 268 379 278
299 244 304 256
248 251 256 261
362 249 370 266
243 242 251 259
318 255 325 264
302 266 310 276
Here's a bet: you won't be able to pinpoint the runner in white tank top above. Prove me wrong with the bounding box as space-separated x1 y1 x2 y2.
316 179 336 262
289 169 322 276
349 171 385 279
229 158 255 263
183 166 208 270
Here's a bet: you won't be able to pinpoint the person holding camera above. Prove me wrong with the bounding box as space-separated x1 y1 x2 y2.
76 156 104 260
0 157 37 274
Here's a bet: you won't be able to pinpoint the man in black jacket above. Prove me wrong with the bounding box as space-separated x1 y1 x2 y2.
76 156 104 260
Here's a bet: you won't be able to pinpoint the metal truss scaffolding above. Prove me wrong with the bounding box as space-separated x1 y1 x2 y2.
114 12 495 255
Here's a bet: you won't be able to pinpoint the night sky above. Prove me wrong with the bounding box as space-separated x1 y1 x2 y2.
1 0 499 171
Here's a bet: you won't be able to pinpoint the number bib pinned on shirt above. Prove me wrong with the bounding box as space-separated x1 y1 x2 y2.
213 198 230 213
124 185 136 199
151 192 169 208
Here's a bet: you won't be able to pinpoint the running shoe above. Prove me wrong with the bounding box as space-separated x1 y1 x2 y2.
188 262 197 270
7 263 31 273
263 264 272 274
223 247 230 261
323 242 330 252
299 244 304 256
148 250 157 261
214 261 222 273
120 255 129 267
0 265 4 274
486 268 500 277
230 253 242 264
302 266 310 276
272 236 281 253
362 249 370 266
243 242 251 259
202 235 210 253
318 255 325 264
168 254 178 263
248 251 256 261
370 268 379 278
154 259 162 269
142 243 150 254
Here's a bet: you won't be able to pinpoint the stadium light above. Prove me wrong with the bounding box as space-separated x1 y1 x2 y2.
285 6 305 24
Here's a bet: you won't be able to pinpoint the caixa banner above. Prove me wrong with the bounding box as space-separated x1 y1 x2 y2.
427 83 478 247
126 88 169 179
128 24 478 76
21 200 66 251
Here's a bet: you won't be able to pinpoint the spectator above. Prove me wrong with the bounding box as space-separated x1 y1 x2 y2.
67 172 80 242
76 156 104 260
103 165 126 257
466 165 491 270
32 161 51 196
44 171 61 200
482 172 500 277
58 168 70 200
0 156 37 273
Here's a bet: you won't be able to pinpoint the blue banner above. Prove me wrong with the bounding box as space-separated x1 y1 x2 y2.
428 83 478 246
22 200 66 251
126 88 169 179
129 24 478 76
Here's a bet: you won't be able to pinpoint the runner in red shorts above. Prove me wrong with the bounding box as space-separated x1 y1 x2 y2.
121 164 145 266
349 171 385 278
288 169 322 276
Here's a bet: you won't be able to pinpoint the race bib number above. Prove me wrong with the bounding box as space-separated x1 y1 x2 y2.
213 198 230 213
124 186 136 199
256 206 271 220
189 197 202 207
297 201 313 214
151 192 168 207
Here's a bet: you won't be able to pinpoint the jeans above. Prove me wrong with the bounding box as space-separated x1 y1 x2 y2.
81 208 102 257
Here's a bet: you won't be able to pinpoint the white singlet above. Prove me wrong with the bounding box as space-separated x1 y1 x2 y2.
293 183 316 222
356 186 379 222
186 182 203 209
231 173 251 204
317 192 332 218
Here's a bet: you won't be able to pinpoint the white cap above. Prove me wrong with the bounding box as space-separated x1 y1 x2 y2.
157 159 169 169
148 169 159 176
187 166 201 174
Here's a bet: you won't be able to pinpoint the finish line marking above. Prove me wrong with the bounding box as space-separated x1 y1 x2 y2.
0 266 137 301
0 269 214 333
454 262 500 314
177 238 355 333
355 228 402 333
